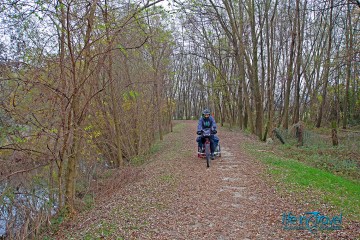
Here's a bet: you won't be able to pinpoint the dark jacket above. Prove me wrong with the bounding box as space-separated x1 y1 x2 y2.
197 116 217 132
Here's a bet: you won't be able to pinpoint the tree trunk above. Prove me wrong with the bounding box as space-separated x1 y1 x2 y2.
104 1 123 167
282 3 298 129
64 127 79 214
57 0 67 209
293 0 305 124
343 1 353 129
332 128 339 146
263 0 278 140
248 0 263 139
316 0 333 128
64 0 99 213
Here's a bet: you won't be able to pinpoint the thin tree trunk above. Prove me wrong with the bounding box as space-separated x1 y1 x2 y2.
263 0 278 140
104 0 123 167
57 0 67 209
65 89 80 213
343 1 353 129
64 0 98 213
282 3 298 129
293 0 304 124
316 0 333 128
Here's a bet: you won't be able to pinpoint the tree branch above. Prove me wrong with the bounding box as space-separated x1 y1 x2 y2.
0 162 50 183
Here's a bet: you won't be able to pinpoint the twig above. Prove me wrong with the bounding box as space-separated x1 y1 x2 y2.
0 163 50 183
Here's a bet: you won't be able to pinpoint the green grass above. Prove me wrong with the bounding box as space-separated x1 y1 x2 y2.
81 221 118 240
83 194 95 210
130 155 146 166
159 174 176 184
172 122 186 132
149 141 162 154
272 127 360 181
129 122 186 166
277 144 360 182
244 142 360 222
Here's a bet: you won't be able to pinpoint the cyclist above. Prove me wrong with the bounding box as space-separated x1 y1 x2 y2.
196 109 218 160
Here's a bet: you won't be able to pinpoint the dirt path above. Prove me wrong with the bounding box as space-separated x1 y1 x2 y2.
55 121 353 239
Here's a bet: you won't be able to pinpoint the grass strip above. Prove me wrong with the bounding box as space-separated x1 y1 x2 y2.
243 142 360 222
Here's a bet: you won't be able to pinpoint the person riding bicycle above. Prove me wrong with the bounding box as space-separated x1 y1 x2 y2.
196 109 218 160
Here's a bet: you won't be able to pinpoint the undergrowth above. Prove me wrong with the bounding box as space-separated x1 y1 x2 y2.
272 127 360 182
242 134 360 222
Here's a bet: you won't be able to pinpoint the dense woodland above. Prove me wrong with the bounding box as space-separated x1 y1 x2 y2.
0 0 359 238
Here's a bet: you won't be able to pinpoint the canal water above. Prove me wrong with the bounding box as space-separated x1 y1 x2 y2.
0 182 56 238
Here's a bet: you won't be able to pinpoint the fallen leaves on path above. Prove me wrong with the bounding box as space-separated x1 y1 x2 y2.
53 121 359 240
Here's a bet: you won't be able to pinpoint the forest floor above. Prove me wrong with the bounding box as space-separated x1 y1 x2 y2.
50 121 359 239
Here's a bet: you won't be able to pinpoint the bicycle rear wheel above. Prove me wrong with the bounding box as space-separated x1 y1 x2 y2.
217 144 221 157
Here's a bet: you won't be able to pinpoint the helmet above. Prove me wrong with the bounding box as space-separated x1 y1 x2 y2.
202 109 211 119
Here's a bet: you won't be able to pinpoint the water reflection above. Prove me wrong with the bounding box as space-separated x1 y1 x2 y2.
0 181 57 238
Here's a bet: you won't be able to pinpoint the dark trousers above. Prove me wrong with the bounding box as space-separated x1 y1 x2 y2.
197 135 215 154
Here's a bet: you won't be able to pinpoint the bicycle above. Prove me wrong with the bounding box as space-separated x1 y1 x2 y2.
197 129 221 167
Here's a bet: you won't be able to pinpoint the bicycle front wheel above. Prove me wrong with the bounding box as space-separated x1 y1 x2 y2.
205 142 211 168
